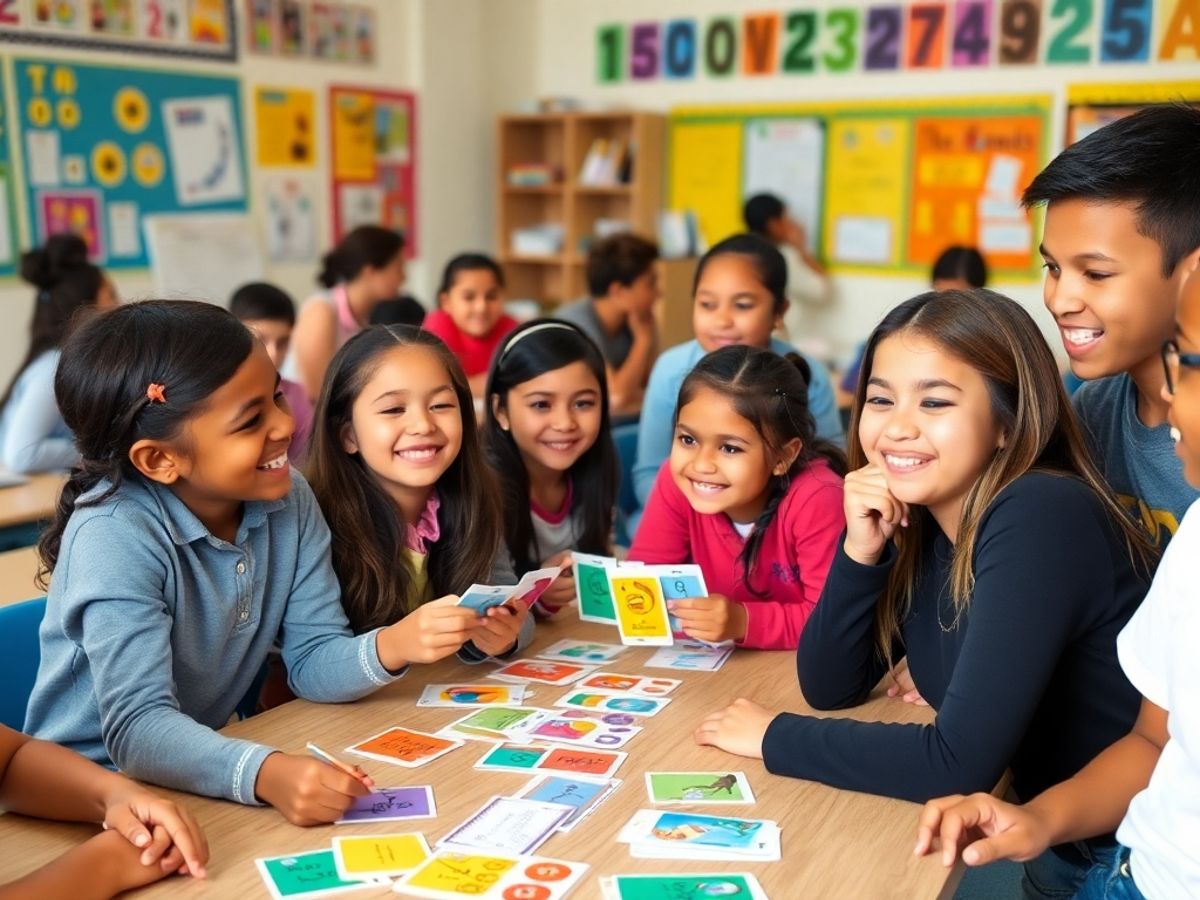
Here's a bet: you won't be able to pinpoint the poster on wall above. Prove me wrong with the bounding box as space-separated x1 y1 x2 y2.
0 0 237 61
254 86 316 167
1065 79 1200 144
246 0 374 63
742 118 824 255
328 84 417 256
0 64 18 275
12 58 248 269
261 173 316 261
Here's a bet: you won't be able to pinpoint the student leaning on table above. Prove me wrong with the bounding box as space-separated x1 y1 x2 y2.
694 290 1155 899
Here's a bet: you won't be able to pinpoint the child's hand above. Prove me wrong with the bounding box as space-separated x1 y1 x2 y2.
468 604 529 657
535 554 575 615
843 464 909 565
91 827 190 893
668 595 746 643
254 752 371 826
693 698 774 759
379 594 482 668
887 658 928 706
915 794 1053 867
102 784 208 878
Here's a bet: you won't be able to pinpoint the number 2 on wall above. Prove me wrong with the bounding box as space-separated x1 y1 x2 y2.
865 6 903 70
1047 0 1093 62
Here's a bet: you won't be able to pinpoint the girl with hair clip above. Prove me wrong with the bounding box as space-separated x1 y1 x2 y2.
24 301 464 827
694 289 1156 898
629 346 845 649
0 233 116 473
291 226 407 400
307 325 532 659
484 320 618 618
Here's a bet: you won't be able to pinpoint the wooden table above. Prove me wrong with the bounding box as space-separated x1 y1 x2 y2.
0 619 959 899
0 473 64 529
0 546 43 607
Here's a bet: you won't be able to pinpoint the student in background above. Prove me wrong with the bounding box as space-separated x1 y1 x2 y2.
630 346 844 649
0 234 117 474
633 234 843 513
743 193 829 344
423 253 518 402
230 282 314 462
371 294 426 327
291 226 406 401
693 291 1153 898
0 723 208 896
1027 104 1200 545
25 301 455 825
555 233 660 416
308 325 532 659
484 321 618 619
917 267 1200 900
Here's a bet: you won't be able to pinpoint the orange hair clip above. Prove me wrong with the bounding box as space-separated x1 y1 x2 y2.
146 383 166 404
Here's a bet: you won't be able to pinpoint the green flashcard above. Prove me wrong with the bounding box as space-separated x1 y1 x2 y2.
610 873 763 899
460 706 537 732
575 556 617 623
257 849 374 898
479 743 546 770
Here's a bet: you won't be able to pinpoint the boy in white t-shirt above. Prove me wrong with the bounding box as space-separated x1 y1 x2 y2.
913 267 1200 899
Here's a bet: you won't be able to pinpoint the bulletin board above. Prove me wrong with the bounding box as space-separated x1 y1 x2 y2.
11 57 248 269
0 63 18 275
328 84 417 256
668 94 1051 280
1065 80 1200 145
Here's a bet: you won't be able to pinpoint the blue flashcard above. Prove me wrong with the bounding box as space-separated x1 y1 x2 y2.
457 585 512 613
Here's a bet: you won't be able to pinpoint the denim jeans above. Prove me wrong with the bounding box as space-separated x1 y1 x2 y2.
1073 847 1147 900
1021 840 1122 899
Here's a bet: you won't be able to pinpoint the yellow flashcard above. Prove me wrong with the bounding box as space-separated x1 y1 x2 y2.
332 832 430 880
610 571 673 646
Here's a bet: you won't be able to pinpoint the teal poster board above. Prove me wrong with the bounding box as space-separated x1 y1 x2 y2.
0 62 17 277
13 58 246 269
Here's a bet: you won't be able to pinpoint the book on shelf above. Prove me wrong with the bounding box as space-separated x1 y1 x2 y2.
511 223 564 256
578 138 631 186
507 163 560 187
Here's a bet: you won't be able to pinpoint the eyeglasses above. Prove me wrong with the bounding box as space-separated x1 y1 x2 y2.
1161 339 1200 396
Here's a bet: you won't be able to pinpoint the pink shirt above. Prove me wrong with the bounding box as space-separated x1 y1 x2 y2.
629 459 845 650
280 377 314 463
423 310 518 377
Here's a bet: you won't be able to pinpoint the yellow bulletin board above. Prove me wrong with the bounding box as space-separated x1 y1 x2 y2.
1066 80 1200 145
668 94 1052 280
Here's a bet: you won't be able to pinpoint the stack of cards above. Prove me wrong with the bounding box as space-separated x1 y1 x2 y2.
617 810 781 861
458 565 564 613
645 640 733 672
644 771 755 804
600 872 768 899
396 852 588 900
514 774 621 832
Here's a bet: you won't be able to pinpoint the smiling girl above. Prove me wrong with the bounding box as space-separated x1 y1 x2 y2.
694 290 1154 896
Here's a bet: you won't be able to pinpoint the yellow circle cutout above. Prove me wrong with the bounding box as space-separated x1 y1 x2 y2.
57 98 81 130
27 97 52 128
113 87 150 133
92 141 127 188
131 143 165 187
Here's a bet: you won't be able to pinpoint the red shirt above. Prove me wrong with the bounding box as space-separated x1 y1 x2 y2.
422 309 518 377
629 459 845 650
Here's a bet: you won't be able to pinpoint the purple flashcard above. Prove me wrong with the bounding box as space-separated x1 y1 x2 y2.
336 785 436 824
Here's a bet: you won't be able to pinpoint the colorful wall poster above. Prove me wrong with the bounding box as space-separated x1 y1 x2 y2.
823 117 908 267
1 0 236 60
253 86 315 167
13 58 247 268
667 120 742 249
0 63 17 275
742 117 824 254
247 0 374 63
328 84 417 255
1065 80 1200 144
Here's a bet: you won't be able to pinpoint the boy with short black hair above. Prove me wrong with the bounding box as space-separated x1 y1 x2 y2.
1023 103 1200 545
743 192 829 343
556 232 660 415
229 281 314 461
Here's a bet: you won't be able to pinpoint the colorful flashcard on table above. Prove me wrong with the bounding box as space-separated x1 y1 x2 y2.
514 774 622 832
644 772 755 804
489 659 596 686
457 566 564 613
577 672 682 696
536 639 628 664
255 849 384 899
332 832 429 881
335 785 435 824
438 796 574 856
438 706 545 742
397 853 589 900
475 742 627 779
645 641 733 672
475 742 556 773
345 727 461 768
555 691 671 718
523 709 642 749
417 683 529 708
618 810 781 861
600 872 768 900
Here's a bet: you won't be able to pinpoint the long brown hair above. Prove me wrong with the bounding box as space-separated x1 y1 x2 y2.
306 325 501 632
847 289 1155 666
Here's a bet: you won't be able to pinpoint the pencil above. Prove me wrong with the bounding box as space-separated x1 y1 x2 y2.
306 742 374 788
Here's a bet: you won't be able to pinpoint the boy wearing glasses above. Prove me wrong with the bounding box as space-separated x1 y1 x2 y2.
1023 104 1200 546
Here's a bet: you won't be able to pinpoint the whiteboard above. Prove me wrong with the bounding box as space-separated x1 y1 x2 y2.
143 214 265 307
742 118 825 254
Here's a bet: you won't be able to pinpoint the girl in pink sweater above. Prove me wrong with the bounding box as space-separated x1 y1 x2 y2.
629 345 845 650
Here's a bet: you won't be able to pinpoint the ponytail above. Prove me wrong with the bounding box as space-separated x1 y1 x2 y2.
318 226 405 288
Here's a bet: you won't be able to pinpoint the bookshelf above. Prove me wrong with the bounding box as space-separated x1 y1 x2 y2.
496 111 665 307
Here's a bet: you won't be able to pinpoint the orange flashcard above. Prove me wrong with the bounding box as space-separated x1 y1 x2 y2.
346 727 463 768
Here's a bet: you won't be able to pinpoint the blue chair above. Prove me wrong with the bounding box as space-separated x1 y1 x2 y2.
0 597 47 730
612 422 640 547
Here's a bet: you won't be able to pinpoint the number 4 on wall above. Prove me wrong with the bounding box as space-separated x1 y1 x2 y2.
952 0 993 66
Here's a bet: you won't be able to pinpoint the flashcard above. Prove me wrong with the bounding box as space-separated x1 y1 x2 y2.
577 672 682 696
456 584 513 613
345 727 462 768
333 832 429 880
438 796 573 856
488 658 596 686
610 570 673 646
573 551 620 623
644 772 755 804
510 565 564 608
396 853 589 900
656 564 708 639
475 742 554 773
336 785 436 824
618 810 781 861
524 710 642 749
644 641 733 672
555 691 672 718
515 775 621 831
438 706 546 742
456 567 565 614
536 639 629 664
600 872 768 900
256 849 383 899
417 683 528 707
537 746 626 779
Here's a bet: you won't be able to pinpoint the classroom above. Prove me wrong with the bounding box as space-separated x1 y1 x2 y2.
0 1 1198 898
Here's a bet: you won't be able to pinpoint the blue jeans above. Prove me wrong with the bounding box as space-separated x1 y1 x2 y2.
1073 847 1147 900
1021 841 1122 899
